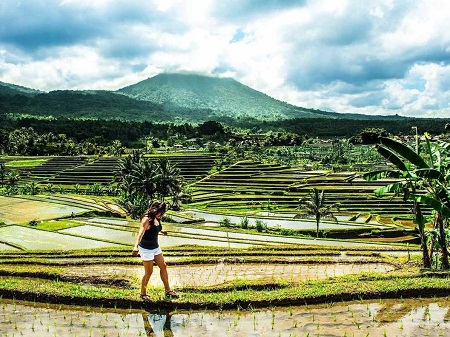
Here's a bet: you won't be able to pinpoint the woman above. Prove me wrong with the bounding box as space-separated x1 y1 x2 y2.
132 200 179 300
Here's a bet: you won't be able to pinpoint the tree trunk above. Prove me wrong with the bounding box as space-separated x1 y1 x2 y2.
419 229 432 268
414 202 432 268
426 231 434 268
316 215 320 238
436 213 449 269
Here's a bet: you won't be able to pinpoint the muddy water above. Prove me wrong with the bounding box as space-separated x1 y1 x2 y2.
2 297 450 336
67 262 395 288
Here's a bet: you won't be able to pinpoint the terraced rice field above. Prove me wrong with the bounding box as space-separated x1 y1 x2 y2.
0 195 90 225
189 161 425 228
5 154 218 187
45 154 218 185
0 195 433 337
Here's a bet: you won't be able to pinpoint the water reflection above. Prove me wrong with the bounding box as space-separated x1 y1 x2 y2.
2 298 450 336
143 311 174 337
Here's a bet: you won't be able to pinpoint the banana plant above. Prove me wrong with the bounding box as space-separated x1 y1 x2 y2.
364 136 450 269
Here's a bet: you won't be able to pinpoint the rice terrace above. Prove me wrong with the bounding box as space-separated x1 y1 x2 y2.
2 137 450 337
2 1 450 334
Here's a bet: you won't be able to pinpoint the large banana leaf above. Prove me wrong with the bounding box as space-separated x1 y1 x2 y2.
431 142 441 168
415 202 426 228
379 137 429 169
374 181 406 197
376 145 409 172
362 170 402 182
415 168 446 183
410 194 450 219
423 136 435 166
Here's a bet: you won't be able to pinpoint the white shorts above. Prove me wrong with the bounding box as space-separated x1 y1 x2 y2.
138 246 162 261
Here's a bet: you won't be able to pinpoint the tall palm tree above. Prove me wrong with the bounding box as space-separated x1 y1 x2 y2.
115 151 151 218
296 188 338 238
110 140 125 157
131 158 158 200
115 155 136 182
114 154 184 217
155 158 182 203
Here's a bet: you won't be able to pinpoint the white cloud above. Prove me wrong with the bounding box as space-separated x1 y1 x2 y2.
1 46 131 91
1 0 450 117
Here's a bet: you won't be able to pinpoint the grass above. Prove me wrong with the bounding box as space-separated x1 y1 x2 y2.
1 265 450 310
1 245 448 310
30 219 80 231
5 159 48 168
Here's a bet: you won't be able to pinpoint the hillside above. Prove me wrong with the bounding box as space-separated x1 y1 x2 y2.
0 73 406 123
0 81 43 96
117 73 332 121
0 89 173 121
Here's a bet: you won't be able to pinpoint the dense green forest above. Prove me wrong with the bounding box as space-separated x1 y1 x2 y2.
1 113 448 142
0 111 448 156
246 117 449 137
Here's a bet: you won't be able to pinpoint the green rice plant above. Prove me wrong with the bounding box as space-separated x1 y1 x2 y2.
219 217 232 227
255 219 267 233
5 159 48 168
240 215 249 229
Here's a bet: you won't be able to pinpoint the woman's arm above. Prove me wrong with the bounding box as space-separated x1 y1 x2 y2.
132 217 149 252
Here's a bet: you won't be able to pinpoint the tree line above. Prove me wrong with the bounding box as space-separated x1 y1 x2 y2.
0 112 448 156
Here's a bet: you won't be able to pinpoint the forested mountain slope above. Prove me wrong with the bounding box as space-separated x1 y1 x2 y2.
1 73 405 123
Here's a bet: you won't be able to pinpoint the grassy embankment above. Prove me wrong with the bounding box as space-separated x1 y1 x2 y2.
1 245 449 310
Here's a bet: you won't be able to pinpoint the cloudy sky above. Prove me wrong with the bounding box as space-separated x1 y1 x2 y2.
1 0 450 118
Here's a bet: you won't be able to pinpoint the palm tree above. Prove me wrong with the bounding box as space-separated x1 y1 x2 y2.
110 140 125 157
155 158 182 203
131 158 158 200
114 154 184 217
114 150 142 181
296 188 338 238
115 152 153 218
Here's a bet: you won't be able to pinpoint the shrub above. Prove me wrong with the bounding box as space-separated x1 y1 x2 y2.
240 216 249 229
255 219 267 232
219 217 232 228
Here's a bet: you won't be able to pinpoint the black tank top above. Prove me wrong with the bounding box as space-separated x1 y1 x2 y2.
139 217 162 249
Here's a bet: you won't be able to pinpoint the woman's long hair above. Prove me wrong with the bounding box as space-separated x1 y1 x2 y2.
142 200 166 220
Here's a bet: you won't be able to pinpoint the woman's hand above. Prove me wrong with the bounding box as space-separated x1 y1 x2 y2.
132 248 139 257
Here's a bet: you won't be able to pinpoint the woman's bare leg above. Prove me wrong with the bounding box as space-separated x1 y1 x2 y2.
154 253 170 291
141 260 154 295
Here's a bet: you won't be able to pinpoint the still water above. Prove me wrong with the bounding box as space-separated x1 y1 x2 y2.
1 297 450 336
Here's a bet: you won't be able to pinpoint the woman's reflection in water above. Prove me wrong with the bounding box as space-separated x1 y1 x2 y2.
142 311 174 337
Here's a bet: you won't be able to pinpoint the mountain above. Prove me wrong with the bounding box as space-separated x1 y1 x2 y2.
0 81 43 96
117 73 336 121
0 89 169 121
0 73 406 123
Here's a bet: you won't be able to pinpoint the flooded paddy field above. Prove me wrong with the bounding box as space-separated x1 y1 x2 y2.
0 196 89 225
2 297 450 337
